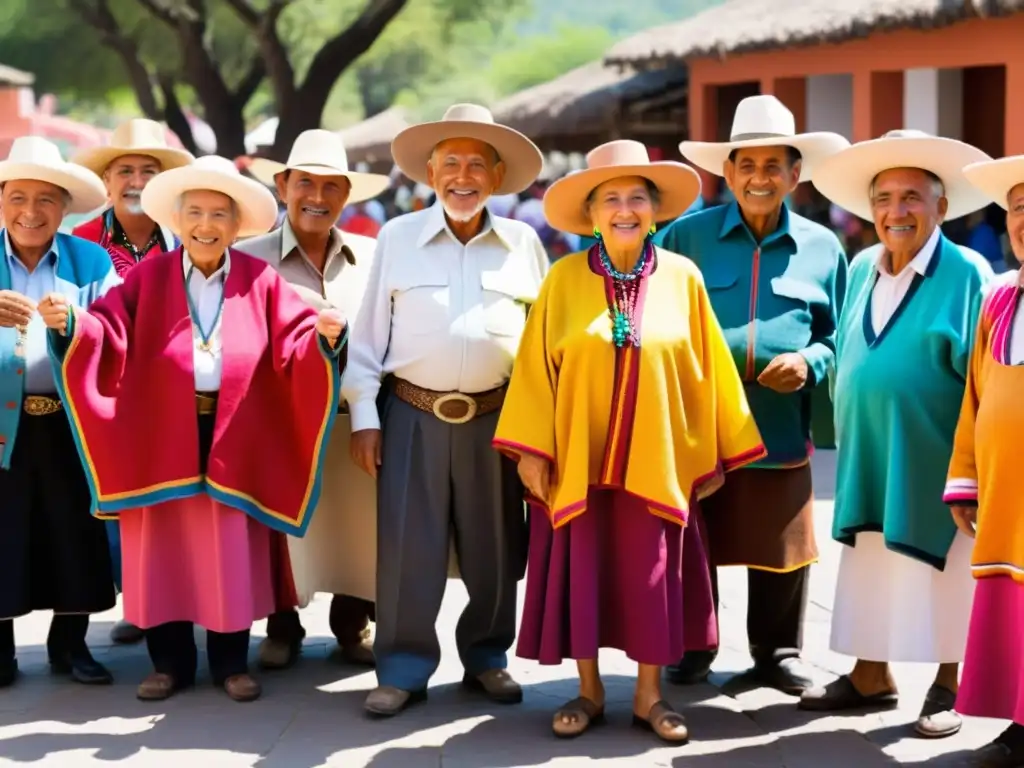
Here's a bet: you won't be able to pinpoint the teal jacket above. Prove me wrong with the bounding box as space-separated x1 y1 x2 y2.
0 232 118 469
660 202 848 467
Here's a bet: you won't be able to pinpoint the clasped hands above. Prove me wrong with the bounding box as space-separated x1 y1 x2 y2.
0 289 69 335
315 308 346 348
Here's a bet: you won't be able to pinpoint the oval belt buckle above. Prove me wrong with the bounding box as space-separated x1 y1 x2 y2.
432 392 477 425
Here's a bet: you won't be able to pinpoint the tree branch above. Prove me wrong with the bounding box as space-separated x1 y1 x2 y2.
156 74 198 155
223 0 295 108
233 57 266 108
132 0 178 26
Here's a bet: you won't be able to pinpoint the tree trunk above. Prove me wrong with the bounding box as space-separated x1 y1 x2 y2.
203 99 249 159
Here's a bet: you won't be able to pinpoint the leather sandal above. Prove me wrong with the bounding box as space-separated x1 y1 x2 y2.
632 699 689 744
914 683 961 738
223 673 261 702
799 675 898 711
551 696 605 739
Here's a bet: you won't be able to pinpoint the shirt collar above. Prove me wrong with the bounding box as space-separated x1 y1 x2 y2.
3 228 59 271
182 248 230 281
876 225 941 278
105 207 174 251
719 199 794 247
416 200 515 250
281 219 354 266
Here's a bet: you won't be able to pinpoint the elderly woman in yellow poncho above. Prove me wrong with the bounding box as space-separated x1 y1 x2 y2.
493 140 765 743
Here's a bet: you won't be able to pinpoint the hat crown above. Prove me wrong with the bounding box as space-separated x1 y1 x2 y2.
441 103 496 125
585 140 653 170
6 136 65 166
881 129 932 140
110 118 168 149
730 95 796 140
286 129 350 172
193 155 242 176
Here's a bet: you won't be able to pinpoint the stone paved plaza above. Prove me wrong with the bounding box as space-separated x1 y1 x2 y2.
0 451 997 766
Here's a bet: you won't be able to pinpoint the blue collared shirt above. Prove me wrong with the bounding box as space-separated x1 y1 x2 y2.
3 230 58 394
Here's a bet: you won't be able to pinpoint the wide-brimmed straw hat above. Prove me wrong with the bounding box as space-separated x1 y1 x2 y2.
141 155 278 238
391 103 543 195
962 155 1024 210
0 136 107 214
680 95 849 182
543 140 702 236
812 129 992 221
71 118 193 176
245 129 391 203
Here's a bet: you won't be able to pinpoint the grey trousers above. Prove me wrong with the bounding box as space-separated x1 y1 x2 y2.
373 389 527 691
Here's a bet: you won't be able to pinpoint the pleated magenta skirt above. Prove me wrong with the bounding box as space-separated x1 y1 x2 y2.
517 487 717 666
957 575 1024 725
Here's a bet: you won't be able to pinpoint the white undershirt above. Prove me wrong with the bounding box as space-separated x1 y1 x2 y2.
182 250 228 391
870 226 940 335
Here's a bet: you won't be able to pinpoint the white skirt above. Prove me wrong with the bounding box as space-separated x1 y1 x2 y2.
830 531 975 663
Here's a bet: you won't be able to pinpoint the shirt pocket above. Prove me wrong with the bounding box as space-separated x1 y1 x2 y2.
391 269 451 336
480 270 528 338
769 276 827 314
703 263 739 292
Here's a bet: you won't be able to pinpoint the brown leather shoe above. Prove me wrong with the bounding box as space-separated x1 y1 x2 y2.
223 673 261 702
137 673 177 701
258 637 299 670
462 668 523 704
338 636 375 667
364 685 427 717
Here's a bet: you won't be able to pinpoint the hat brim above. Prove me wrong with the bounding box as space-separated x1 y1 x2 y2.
391 120 543 195
679 132 851 182
962 156 1024 211
70 146 195 177
0 162 107 214
543 163 702 236
140 166 279 238
812 136 993 222
247 158 391 203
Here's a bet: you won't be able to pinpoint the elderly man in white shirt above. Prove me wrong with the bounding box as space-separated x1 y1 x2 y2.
346 104 548 717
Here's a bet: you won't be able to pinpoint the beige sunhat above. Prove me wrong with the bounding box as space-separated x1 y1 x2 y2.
680 95 849 183
246 129 391 203
543 140 702 236
391 103 543 195
140 155 278 238
962 155 1024 210
0 136 107 214
71 118 194 176
812 129 993 221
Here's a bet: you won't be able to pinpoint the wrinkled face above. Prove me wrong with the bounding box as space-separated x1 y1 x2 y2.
724 146 800 218
103 154 162 216
870 167 948 256
1006 183 1024 263
275 170 350 237
426 137 505 222
0 179 66 252
173 189 240 261
587 175 658 251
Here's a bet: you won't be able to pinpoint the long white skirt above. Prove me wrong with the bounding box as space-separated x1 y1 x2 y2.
830 531 975 663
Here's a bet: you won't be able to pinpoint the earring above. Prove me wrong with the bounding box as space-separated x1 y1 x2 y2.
649 223 657 235
593 226 601 239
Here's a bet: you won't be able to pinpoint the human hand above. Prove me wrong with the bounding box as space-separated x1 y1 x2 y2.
757 352 809 393
350 428 382 478
951 505 977 538
517 454 552 505
315 308 346 348
0 289 36 328
38 292 70 335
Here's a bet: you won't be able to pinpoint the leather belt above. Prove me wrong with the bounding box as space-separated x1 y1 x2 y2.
392 378 505 425
196 391 218 415
23 395 62 416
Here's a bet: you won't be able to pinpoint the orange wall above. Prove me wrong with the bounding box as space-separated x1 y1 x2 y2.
688 15 1024 155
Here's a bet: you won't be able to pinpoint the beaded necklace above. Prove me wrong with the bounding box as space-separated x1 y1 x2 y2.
595 237 653 348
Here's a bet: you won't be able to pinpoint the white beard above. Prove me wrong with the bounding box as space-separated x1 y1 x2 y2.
121 196 144 215
442 197 487 222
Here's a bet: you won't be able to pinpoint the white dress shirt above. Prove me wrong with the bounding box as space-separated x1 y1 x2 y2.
183 250 229 391
345 202 550 432
871 225 940 335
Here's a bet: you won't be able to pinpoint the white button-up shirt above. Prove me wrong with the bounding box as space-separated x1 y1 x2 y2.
183 250 229 391
870 225 940 335
345 202 549 432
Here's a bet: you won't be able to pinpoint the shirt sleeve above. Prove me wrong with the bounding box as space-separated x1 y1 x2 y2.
798 240 848 388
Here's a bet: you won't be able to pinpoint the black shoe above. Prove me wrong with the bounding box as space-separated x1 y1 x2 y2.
666 650 716 685
972 724 1024 767
750 657 815 696
50 652 113 685
0 659 17 688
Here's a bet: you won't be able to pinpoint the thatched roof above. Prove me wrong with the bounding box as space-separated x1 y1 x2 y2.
0 64 33 87
491 60 687 139
606 0 1024 68
339 106 408 163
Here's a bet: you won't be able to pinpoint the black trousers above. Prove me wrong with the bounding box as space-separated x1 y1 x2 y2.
266 595 375 646
706 564 809 664
0 614 90 663
146 622 250 685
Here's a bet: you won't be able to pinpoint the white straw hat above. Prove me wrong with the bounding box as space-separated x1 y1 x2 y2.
962 155 1024 210
71 118 193 176
0 136 107 214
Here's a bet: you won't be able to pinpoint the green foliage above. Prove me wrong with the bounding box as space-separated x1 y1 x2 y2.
486 24 613 95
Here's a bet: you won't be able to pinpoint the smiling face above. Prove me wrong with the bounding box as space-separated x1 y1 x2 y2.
103 154 162 217
0 179 67 253
275 170 351 236
1006 183 1024 263
586 175 659 251
173 189 240 261
724 146 801 218
426 138 505 222
869 167 948 257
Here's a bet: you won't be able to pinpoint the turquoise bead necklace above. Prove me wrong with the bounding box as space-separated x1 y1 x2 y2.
595 236 653 348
